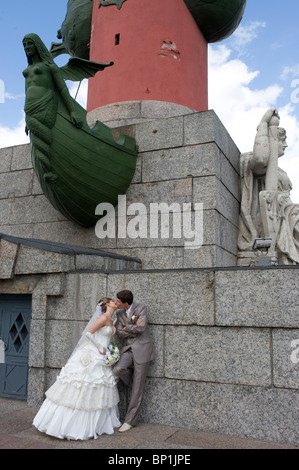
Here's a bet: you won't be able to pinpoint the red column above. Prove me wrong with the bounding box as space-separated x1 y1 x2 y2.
87 0 208 112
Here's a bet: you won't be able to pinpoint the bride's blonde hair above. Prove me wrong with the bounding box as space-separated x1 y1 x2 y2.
98 297 112 313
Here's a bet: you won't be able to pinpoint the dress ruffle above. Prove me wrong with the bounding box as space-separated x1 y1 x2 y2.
46 375 119 411
33 399 121 440
33 326 121 440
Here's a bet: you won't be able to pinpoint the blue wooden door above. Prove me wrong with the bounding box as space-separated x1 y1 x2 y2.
0 295 31 400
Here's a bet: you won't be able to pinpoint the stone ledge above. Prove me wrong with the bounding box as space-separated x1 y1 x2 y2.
86 100 196 128
0 233 142 276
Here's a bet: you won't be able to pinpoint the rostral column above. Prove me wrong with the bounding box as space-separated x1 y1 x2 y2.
87 0 208 113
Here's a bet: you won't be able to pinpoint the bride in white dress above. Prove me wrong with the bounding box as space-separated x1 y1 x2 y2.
33 297 121 440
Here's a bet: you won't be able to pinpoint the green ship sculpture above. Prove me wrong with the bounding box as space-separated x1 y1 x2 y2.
51 0 93 59
23 33 138 228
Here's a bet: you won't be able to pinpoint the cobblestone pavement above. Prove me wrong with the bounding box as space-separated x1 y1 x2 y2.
0 398 297 450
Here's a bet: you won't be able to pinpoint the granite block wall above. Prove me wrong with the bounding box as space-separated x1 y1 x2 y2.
0 109 240 269
2 238 297 445
106 268 299 445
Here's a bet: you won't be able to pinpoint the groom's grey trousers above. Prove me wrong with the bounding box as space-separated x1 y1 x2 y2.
113 348 150 427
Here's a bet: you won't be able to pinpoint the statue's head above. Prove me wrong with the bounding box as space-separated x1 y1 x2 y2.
278 128 288 158
23 34 54 65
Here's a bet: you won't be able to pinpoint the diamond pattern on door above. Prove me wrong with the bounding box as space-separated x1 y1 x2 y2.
9 313 29 353
0 295 31 400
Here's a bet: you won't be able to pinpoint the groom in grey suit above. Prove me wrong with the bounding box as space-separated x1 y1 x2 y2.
114 290 154 432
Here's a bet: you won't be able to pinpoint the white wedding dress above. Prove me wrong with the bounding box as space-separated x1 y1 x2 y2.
33 325 121 440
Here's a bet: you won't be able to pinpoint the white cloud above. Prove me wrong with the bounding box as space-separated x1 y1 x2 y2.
208 44 299 203
281 64 299 80
230 21 266 53
5 92 25 101
277 104 299 202
67 79 88 108
0 112 29 149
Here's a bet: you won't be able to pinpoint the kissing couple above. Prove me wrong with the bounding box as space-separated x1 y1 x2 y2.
33 290 154 440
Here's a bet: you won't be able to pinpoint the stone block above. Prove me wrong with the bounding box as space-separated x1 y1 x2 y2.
9 195 64 225
174 177 193 197
87 100 195 128
87 101 142 126
45 368 60 392
0 239 18 279
0 274 40 296
126 179 192 207
215 247 238 267
183 110 240 172
33 220 91 248
135 116 184 152
0 146 13 172
141 143 221 183
140 378 299 444
0 223 34 239
182 244 217 269
107 271 215 326
27 368 46 406
14 246 75 275
32 174 43 195
131 155 142 184
45 320 75 368
46 273 107 322
0 170 33 199
28 320 46 368
106 246 185 270
220 151 240 200
31 290 48 320
201 210 220 246
164 326 271 386
215 269 299 328
193 176 240 227
0 200 11 225
141 101 195 120
273 329 299 389
75 254 106 271
218 213 239 255
11 144 31 171
147 325 164 378
46 273 66 297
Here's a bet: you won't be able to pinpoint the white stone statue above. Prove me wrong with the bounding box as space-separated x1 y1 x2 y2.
238 108 299 265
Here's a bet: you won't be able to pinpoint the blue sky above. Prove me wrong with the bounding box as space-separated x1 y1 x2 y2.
1 0 299 201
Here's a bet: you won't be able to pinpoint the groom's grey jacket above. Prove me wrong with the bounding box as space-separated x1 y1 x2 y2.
115 302 154 364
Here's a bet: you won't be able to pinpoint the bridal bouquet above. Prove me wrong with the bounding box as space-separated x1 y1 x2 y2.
103 343 120 366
